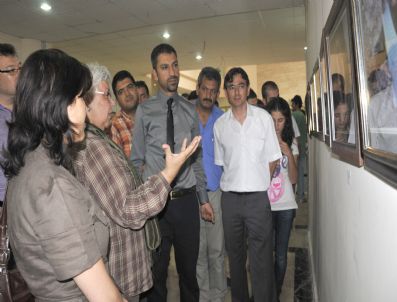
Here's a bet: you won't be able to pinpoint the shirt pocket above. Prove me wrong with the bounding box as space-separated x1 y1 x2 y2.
246 136 265 163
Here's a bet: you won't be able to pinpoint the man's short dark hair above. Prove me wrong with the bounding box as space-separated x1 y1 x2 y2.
197 67 221 91
223 67 250 89
291 95 303 108
112 70 135 96
0 43 17 57
151 43 177 69
135 80 149 95
261 81 279 99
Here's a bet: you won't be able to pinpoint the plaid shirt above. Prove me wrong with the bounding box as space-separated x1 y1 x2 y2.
110 110 134 158
72 127 171 298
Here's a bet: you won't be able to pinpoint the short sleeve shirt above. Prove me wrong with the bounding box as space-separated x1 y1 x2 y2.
7 145 109 301
214 104 282 192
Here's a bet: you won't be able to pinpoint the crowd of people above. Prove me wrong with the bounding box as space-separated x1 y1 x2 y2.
0 42 308 302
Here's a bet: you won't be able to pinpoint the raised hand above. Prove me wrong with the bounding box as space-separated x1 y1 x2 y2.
160 136 202 184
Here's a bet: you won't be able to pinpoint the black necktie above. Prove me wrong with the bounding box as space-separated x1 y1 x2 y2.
167 98 175 153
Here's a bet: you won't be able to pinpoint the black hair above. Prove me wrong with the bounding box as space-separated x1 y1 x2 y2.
151 43 177 69
135 80 149 95
266 97 294 148
333 91 348 110
0 43 17 57
197 67 221 91
3 49 92 177
261 81 279 99
331 73 345 92
112 70 135 96
187 90 198 100
223 67 250 89
248 88 257 99
291 95 303 108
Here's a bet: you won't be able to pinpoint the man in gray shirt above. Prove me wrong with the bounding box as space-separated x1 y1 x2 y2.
0 43 20 204
131 43 213 302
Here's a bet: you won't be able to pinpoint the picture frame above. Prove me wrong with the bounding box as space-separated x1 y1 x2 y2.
324 0 363 166
312 60 325 140
309 75 316 135
305 81 313 137
351 0 397 187
320 31 332 146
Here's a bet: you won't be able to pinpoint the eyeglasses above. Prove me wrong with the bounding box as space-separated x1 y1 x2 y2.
0 66 21 76
116 83 136 96
95 90 112 100
226 83 247 92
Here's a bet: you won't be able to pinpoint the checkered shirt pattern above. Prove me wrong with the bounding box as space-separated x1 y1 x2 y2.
110 110 134 158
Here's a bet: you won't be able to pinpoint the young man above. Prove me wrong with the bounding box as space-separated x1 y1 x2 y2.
110 70 139 157
214 67 281 302
0 43 20 205
195 67 226 302
135 80 150 103
131 43 213 302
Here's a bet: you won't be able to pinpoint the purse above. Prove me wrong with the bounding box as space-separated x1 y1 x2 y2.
0 198 34 302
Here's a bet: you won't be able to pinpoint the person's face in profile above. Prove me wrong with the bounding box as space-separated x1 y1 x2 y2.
334 103 350 131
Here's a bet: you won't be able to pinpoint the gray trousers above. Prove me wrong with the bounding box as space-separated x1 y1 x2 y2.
222 191 275 302
197 189 227 302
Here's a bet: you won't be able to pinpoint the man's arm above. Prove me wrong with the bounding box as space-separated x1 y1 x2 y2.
130 105 145 169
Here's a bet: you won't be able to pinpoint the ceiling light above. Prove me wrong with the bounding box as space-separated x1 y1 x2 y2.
162 32 170 39
304 46 308 50
196 54 202 60
40 2 52 11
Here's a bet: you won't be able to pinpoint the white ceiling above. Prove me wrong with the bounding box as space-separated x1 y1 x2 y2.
0 0 306 78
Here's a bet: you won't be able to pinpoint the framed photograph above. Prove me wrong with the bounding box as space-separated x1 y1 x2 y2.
309 75 316 134
352 0 397 187
320 32 332 146
324 0 363 166
312 60 324 140
305 82 313 137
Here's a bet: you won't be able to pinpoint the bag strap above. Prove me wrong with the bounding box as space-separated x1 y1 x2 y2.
0 187 10 268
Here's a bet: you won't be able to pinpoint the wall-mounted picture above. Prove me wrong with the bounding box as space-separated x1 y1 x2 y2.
310 75 317 133
320 34 332 146
313 61 324 140
325 0 363 166
305 82 313 136
353 0 397 187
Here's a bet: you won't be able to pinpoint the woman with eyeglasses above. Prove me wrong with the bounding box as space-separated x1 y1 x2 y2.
71 62 201 301
266 97 299 301
3 49 126 301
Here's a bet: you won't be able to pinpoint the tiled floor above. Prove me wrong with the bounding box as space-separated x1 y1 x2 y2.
166 200 313 302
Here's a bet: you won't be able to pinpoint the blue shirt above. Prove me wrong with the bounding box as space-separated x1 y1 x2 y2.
198 103 223 192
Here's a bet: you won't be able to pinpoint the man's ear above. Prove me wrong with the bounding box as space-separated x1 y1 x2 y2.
152 69 158 82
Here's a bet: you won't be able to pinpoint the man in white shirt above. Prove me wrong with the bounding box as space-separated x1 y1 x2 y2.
214 68 281 302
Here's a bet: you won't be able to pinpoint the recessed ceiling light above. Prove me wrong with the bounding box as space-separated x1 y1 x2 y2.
40 2 52 11
162 32 170 39
304 46 308 50
196 54 202 60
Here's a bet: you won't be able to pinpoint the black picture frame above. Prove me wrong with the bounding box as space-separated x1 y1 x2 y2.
324 0 363 167
320 31 332 146
352 0 397 187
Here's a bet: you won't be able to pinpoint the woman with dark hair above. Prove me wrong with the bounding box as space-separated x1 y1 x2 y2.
333 91 350 143
266 97 298 300
3 49 125 301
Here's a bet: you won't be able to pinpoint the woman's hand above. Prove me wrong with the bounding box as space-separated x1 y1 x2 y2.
278 139 292 157
160 136 202 184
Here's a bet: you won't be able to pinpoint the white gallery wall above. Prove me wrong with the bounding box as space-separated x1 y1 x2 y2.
306 0 397 301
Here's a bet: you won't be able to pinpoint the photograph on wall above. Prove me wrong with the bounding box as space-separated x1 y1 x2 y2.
324 0 362 166
353 0 397 186
314 62 324 138
320 36 332 146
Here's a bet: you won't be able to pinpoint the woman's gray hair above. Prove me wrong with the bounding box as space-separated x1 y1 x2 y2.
87 62 111 90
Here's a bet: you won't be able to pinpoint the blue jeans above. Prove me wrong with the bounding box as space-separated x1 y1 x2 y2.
272 209 296 297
